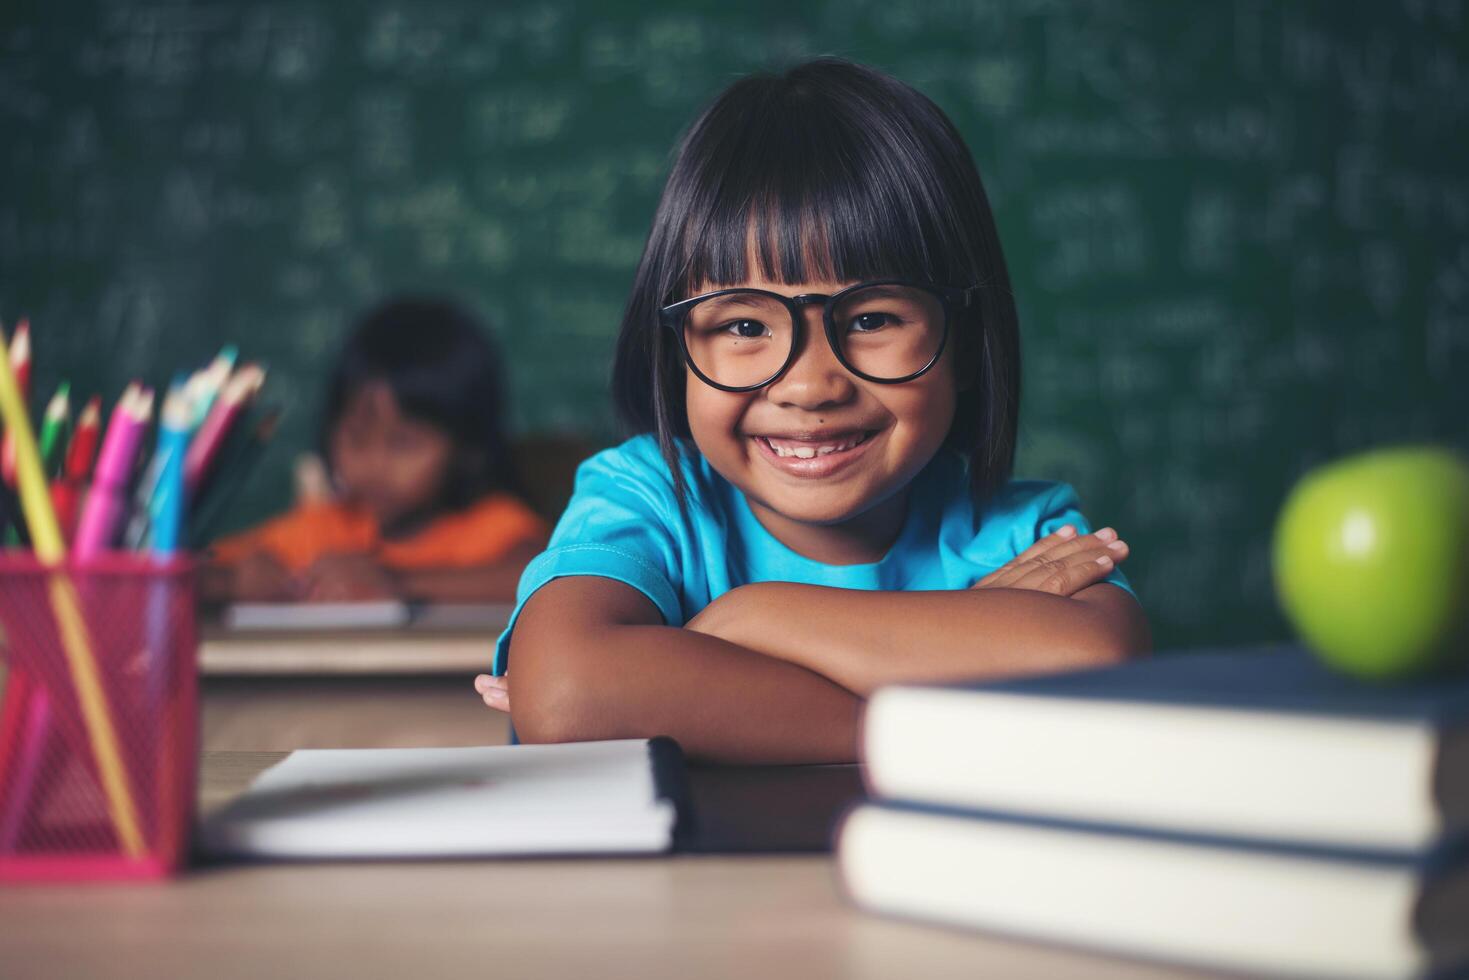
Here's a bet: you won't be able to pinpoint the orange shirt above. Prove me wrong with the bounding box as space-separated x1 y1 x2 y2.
210 494 548 572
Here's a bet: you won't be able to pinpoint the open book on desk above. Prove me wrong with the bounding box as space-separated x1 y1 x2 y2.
221 601 514 632
199 739 687 859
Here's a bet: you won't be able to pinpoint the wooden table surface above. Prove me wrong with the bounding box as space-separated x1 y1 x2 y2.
0 752 1222 980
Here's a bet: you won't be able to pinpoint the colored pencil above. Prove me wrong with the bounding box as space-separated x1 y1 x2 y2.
121 348 233 549
190 405 282 547
64 395 102 481
10 320 31 393
0 318 30 487
52 395 101 539
0 337 65 557
36 382 70 476
187 345 238 431
0 327 144 857
74 384 153 557
147 382 191 556
184 363 264 493
146 380 201 872
31 383 71 548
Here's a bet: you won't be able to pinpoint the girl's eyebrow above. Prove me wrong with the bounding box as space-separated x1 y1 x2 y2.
695 292 775 313
843 285 908 301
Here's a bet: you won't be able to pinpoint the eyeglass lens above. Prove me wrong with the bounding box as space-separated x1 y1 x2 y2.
680 285 946 388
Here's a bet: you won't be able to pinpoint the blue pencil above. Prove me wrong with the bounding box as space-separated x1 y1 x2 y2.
148 382 191 557
143 380 193 857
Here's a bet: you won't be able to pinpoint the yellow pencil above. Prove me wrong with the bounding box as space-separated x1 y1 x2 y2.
0 328 145 858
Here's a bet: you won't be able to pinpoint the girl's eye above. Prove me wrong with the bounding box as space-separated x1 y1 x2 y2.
721 319 770 339
848 312 897 333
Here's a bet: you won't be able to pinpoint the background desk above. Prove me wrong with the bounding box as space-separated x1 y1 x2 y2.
0 752 1224 980
200 624 508 751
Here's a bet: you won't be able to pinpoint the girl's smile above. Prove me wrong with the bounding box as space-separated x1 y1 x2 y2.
686 271 957 565
748 427 878 478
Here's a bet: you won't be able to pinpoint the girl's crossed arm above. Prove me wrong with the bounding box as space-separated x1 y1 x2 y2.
492 526 1146 763
504 575 863 764
683 525 1151 697
685 585 1143 699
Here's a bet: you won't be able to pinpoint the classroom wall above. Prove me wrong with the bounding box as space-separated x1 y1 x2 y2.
1 0 1465 652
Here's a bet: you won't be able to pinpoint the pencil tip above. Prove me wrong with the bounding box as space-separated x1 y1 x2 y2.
46 383 71 415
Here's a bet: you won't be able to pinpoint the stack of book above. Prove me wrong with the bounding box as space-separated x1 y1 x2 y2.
838 645 1469 979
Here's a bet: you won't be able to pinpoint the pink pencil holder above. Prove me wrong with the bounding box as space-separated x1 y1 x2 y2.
0 553 198 881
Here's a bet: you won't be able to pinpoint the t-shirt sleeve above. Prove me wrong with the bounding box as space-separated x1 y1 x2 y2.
980 480 1137 599
491 446 684 675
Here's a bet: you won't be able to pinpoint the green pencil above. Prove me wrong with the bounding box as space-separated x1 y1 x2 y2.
36 381 71 477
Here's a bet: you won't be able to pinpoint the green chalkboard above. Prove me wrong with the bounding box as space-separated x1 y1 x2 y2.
1 0 1466 652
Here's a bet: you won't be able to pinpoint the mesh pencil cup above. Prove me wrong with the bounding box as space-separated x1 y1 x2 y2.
0 553 198 881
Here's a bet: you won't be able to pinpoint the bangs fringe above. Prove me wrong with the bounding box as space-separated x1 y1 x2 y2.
669 78 968 298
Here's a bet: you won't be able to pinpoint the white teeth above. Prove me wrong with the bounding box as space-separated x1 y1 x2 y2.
765 434 865 458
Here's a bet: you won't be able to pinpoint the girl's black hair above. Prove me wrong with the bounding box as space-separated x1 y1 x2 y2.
322 296 518 509
612 57 1021 506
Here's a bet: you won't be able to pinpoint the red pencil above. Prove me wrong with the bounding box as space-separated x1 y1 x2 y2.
53 394 102 540
64 395 102 481
0 318 31 487
184 363 264 493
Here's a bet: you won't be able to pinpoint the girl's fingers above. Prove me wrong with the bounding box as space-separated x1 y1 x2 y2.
1009 539 1129 596
1033 526 1119 562
1002 525 1113 577
1010 524 1080 565
474 674 511 712
975 527 1125 590
972 525 1079 588
1006 555 1104 596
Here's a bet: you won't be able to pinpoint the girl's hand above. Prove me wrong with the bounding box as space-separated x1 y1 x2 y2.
474 673 511 713
298 554 402 602
971 525 1130 598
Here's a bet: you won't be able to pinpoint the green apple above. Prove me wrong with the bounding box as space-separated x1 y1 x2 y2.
1273 446 1469 680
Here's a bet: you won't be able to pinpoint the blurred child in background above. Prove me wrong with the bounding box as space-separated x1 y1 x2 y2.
205 297 547 603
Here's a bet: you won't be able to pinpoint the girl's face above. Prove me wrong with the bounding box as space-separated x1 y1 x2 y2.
683 270 957 564
329 381 455 532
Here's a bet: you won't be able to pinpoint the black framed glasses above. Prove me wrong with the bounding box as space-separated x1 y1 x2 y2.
660 280 978 392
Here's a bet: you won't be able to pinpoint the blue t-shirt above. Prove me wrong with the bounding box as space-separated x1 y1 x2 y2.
493 434 1134 674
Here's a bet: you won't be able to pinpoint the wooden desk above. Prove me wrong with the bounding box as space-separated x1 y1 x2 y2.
0 752 1220 980
199 623 507 752
0 639 503 753
200 613 508 677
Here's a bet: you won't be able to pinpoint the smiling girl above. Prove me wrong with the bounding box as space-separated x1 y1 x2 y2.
476 59 1150 763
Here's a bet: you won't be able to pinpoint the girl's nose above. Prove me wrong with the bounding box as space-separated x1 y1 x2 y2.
764 309 856 409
